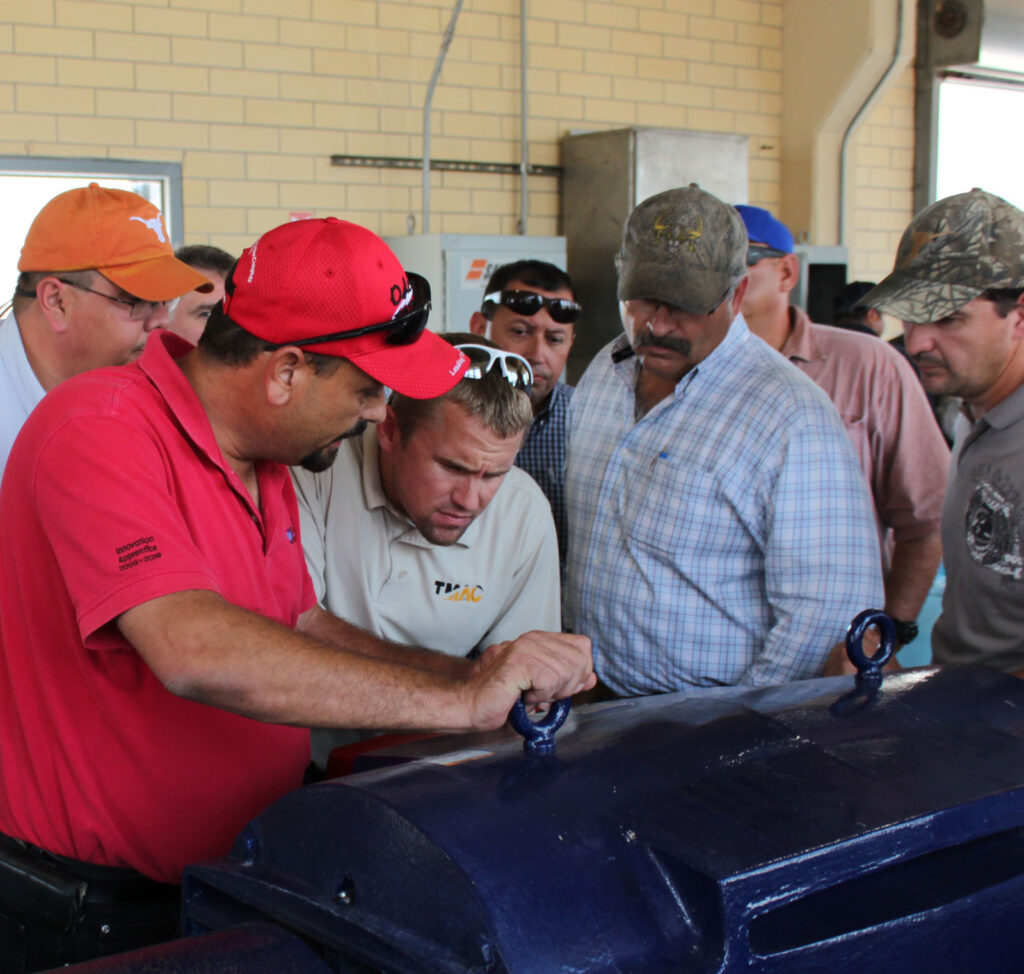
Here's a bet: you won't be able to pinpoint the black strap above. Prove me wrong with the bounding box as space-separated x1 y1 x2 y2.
0 833 180 972
0 833 84 930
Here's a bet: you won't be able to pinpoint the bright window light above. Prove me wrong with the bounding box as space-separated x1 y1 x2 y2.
936 78 1024 209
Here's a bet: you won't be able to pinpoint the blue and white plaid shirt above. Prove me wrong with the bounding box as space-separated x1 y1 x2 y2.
565 316 883 696
515 381 573 575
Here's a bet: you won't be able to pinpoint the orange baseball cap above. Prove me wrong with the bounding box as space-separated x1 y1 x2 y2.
18 183 213 301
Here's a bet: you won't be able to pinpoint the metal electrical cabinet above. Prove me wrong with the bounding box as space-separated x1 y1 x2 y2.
384 234 567 335
792 244 849 324
562 127 749 383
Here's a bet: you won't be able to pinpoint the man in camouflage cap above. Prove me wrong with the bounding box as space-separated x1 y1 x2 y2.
860 188 1024 675
565 185 882 697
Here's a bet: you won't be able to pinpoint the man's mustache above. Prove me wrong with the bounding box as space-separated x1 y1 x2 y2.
633 330 692 356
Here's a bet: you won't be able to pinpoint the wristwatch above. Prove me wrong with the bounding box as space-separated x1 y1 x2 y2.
891 617 919 645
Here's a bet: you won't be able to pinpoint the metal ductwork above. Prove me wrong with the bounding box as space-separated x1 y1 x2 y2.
920 0 1024 79
914 0 1024 213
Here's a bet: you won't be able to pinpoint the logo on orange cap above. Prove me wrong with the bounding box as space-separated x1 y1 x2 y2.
128 215 169 244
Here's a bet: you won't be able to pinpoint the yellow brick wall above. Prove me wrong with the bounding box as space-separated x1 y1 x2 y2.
0 0 912 273
846 64 915 283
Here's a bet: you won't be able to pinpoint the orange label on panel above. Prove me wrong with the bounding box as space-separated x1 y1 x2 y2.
465 259 489 281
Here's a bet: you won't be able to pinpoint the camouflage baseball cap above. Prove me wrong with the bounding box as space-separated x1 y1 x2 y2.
616 184 748 315
863 188 1024 324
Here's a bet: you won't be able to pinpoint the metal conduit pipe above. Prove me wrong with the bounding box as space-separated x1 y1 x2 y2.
838 0 905 244
422 0 465 234
519 0 529 234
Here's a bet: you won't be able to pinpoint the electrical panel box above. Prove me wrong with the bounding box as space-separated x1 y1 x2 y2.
384 234 567 334
793 244 849 324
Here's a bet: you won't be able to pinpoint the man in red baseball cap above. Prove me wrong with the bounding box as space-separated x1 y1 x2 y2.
0 217 593 968
0 182 214 479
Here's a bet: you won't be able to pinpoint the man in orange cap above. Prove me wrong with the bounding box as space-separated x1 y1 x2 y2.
0 182 214 479
0 216 592 968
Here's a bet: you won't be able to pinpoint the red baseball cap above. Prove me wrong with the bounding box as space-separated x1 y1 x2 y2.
18 183 213 301
222 218 468 399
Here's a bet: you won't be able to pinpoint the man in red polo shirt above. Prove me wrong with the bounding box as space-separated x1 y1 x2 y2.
0 217 593 970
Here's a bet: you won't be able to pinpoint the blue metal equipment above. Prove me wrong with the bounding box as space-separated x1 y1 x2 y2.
176 661 1024 970
50 616 1024 972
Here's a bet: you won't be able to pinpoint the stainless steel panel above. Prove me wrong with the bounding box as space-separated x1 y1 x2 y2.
634 128 749 204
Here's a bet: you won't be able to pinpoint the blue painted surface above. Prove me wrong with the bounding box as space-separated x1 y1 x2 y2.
845 607 895 678
181 665 1024 973
508 696 571 755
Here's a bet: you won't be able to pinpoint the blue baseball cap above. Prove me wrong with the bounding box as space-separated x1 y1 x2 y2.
735 205 794 254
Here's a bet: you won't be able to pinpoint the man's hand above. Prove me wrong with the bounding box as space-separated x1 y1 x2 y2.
464 631 594 731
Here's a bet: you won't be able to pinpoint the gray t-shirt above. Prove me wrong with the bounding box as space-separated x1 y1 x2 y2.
933 382 1024 671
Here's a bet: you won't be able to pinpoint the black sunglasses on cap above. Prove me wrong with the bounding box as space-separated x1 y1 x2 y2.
270 273 432 349
746 245 789 266
483 289 581 325
454 343 533 392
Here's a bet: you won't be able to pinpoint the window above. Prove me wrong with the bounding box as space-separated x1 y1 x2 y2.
0 157 182 304
935 76 1024 209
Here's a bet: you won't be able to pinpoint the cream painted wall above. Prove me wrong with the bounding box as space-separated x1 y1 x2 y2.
781 0 876 242
0 0 913 277
846 64 914 283
780 0 915 262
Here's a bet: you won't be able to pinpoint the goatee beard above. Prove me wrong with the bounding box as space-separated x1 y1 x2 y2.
298 420 368 472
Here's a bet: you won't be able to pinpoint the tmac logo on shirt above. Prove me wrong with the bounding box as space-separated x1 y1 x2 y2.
434 580 484 602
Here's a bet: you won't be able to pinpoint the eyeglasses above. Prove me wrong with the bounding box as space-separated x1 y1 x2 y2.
746 245 789 266
454 343 533 392
58 279 166 321
277 273 432 349
483 289 581 325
